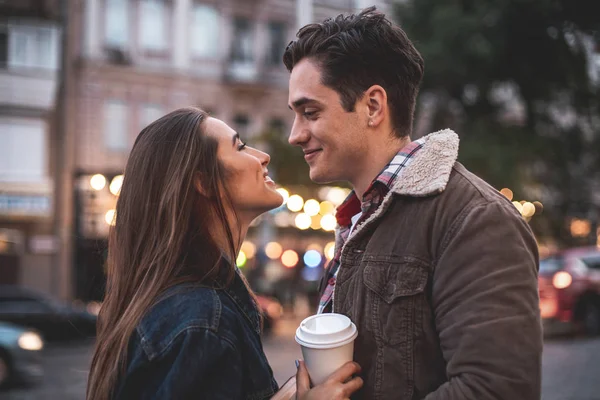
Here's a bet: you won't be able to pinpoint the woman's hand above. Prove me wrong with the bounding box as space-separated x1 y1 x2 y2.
295 360 363 400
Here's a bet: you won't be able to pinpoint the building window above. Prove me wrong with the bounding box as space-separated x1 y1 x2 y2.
104 100 129 151
231 18 254 63
0 119 46 182
1 24 59 69
233 114 250 137
105 0 129 48
190 4 220 59
139 0 168 51
139 104 164 131
268 22 286 66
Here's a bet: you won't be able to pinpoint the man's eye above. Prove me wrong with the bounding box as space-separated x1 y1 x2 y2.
303 111 317 118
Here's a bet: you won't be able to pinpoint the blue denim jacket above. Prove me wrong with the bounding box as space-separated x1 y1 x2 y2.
114 261 279 399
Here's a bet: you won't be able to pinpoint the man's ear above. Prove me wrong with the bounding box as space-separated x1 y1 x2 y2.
364 85 387 128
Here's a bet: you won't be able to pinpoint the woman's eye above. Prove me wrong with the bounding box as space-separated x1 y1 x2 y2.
237 142 247 151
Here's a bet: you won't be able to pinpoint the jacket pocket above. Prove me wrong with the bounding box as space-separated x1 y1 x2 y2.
363 258 429 345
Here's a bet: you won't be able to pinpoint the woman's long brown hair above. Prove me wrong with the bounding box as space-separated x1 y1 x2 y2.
86 108 241 400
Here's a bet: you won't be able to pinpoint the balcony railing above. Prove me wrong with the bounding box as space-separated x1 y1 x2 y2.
0 67 58 110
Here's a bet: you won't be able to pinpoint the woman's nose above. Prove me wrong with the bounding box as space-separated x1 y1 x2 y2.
251 147 270 166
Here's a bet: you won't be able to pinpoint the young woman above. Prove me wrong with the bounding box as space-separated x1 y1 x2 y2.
86 108 362 400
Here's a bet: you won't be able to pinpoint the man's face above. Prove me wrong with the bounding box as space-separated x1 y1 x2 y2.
288 59 367 184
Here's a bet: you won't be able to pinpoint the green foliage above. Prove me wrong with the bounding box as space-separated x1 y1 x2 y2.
396 0 600 244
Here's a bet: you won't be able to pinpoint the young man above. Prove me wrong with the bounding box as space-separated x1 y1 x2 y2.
285 7 542 400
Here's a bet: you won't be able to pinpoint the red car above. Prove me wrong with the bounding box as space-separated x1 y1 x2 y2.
539 247 600 335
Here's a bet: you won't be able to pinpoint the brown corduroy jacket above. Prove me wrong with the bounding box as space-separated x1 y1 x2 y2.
324 129 542 400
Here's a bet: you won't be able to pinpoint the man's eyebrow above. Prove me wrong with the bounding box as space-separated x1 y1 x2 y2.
232 132 240 146
288 97 321 110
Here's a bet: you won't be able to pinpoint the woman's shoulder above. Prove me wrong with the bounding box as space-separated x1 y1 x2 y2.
135 284 237 360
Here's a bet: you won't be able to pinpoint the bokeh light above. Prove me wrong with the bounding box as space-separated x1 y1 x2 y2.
303 199 320 216
236 251 247 267
303 250 322 268
265 242 283 259
241 241 256 259
281 250 299 268
287 195 304 212
320 214 337 231
552 271 572 289
324 242 336 260
326 187 349 205
500 188 513 201
90 174 106 191
105 209 116 226
522 202 536 218
512 201 523 214
570 219 591 238
310 215 322 230
319 201 335 215
295 213 311 230
109 175 124 196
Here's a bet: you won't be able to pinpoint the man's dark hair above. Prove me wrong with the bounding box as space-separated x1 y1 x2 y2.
283 6 424 138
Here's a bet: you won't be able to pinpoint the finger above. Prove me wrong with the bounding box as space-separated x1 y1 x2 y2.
327 361 362 383
296 360 311 396
342 376 364 396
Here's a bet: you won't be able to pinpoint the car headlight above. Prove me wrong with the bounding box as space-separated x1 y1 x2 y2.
18 332 44 351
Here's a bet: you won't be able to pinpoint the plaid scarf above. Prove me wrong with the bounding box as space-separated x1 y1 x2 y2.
318 138 425 314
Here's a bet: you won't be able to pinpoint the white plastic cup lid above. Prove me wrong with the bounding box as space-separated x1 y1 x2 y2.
295 313 358 349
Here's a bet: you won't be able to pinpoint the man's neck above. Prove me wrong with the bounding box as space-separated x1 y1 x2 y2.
352 136 412 200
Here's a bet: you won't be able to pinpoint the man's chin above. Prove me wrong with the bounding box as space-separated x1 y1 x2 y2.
309 167 335 184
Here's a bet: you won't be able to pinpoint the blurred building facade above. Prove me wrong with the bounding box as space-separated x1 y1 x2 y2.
52 0 391 301
0 1 63 293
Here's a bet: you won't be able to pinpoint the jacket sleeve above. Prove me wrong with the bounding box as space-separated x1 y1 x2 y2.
424 201 543 400
117 329 242 400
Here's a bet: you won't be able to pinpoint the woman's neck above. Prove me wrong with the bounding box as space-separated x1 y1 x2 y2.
210 212 250 258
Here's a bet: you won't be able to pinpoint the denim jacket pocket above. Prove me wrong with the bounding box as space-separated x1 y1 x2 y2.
363 258 429 345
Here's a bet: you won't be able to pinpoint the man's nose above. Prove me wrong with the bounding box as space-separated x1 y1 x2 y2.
289 118 309 146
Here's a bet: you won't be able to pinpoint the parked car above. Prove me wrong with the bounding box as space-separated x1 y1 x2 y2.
255 294 283 335
0 285 97 342
0 321 44 388
539 247 600 335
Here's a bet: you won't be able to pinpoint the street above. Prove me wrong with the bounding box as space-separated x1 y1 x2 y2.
2 320 599 400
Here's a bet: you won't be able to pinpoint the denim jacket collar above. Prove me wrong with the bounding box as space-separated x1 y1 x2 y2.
217 254 262 335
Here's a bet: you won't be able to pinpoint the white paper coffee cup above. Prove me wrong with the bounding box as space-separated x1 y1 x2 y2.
295 313 358 386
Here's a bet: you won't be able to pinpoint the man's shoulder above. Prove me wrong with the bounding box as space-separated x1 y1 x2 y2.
448 163 498 200
387 161 523 226
443 163 527 231
444 162 516 210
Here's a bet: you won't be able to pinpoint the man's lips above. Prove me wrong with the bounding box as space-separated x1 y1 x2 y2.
303 149 322 161
303 149 322 155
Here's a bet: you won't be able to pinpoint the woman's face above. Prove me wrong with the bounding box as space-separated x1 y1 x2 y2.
204 117 283 221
